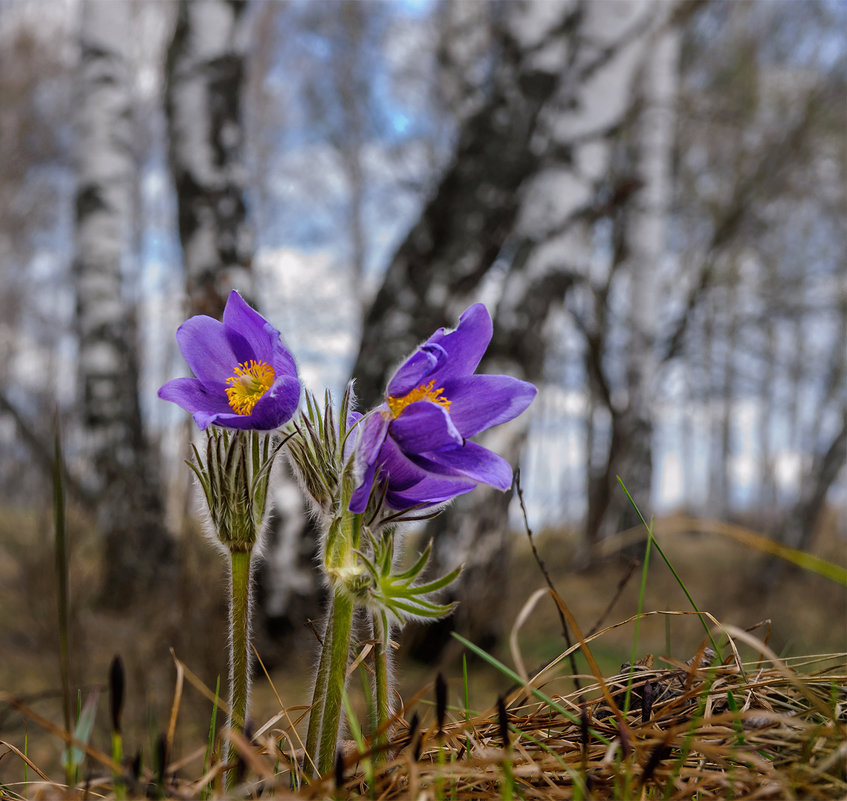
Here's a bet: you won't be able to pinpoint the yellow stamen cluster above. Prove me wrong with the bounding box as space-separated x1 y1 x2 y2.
225 360 276 415
387 379 451 418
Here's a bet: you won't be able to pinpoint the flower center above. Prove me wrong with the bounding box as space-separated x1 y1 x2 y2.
387 379 451 418
225 360 276 415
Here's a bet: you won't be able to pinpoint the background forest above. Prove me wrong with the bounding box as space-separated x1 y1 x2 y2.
0 0 845 762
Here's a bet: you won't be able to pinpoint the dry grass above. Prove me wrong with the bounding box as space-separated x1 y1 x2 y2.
1 610 844 800
335 651 847 801
0 506 845 799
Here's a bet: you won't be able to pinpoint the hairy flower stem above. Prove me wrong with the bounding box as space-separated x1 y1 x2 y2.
304 601 333 772
227 548 252 785
372 613 391 760
305 506 363 776
316 588 354 776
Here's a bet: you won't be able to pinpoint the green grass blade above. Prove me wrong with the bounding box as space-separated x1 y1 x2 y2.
617 477 721 658
625 504 654 715
201 675 221 800
341 689 374 794
451 633 610 746
53 421 73 786
62 690 99 771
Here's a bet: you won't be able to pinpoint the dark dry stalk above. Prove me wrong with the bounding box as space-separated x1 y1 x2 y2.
109 655 124 733
514 469 581 692
641 739 672 786
334 751 345 792
435 673 447 736
155 733 168 787
408 712 422 761
497 696 510 749
641 679 654 723
579 703 590 753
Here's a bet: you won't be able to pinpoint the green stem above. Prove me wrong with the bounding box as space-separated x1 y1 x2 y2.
316 587 355 777
227 548 252 785
372 612 390 760
304 595 334 774
112 731 124 800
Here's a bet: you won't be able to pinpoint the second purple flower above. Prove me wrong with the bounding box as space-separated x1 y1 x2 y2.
349 303 536 513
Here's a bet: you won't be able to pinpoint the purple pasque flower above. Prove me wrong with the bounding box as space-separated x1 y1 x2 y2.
349 303 536 513
158 290 300 430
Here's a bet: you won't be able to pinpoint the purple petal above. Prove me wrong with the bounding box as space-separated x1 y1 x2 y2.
222 290 276 364
385 473 476 509
175 315 239 386
349 459 378 513
343 411 364 461
440 375 537 437
386 343 447 398
194 410 256 430
378 438 477 508
192 378 298 430
389 401 462 454
356 410 391 468
424 440 513 490
376 436 433 491
349 411 391 512
427 303 493 383
244 374 301 429
272 337 298 379
158 376 233 428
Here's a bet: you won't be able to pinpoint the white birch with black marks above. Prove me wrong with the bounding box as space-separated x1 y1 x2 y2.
73 0 171 605
165 0 253 318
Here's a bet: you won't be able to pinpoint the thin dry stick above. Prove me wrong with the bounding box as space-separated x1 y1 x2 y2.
166 650 185 758
514 468 581 692
586 560 638 638
171 653 231 715
0 693 119 774
0 740 52 782
251 644 311 755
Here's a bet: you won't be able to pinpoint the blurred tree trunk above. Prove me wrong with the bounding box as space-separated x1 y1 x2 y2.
789 415 847 550
357 0 677 654
583 7 682 547
332 0 368 310
771 279 847 562
165 0 253 318
73 0 171 606
255 0 569 655
710 257 739 514
760 411 847 590
757 314 777 513
351 0 572 409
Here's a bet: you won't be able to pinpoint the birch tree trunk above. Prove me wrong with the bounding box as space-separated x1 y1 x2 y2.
585 9 681 543
73 0 171 605
165 0 253 318
351 0 575 407
384 0 672 653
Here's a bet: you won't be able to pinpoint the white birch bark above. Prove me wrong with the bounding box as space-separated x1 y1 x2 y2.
408 0 679 649
618 7 680 518
73 0 170 604
165 0 252 318
581 4 683 543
